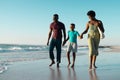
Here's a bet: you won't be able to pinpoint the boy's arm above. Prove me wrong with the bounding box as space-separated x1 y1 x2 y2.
78 35 81 39
77 32 81 39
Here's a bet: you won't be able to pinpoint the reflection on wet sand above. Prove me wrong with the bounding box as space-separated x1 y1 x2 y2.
49 68 62 80
49 67 99 80
89 69 99 80
49 67 77 80
67 68 77 80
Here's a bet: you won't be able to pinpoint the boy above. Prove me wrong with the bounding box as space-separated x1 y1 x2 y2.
63 23 81 68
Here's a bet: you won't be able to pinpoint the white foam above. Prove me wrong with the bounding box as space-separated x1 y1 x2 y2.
0 48 2 50
9 47 22 50
0 66 8 74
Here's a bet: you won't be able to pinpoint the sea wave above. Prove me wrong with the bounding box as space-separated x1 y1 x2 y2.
0 44 49 53
0 44 114 53
8 47 22 50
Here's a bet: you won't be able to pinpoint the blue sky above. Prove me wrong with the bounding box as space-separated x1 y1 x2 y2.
0 0 120 45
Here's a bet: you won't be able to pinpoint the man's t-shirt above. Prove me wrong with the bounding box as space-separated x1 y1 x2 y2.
50 22 65 39
68 30 80 43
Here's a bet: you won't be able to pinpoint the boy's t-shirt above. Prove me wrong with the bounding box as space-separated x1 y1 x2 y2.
68 30 80 43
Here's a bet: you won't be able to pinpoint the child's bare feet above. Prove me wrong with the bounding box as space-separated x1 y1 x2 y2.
93 65 97 69
71 64 74 68
67 62 71 67
49 61 55 67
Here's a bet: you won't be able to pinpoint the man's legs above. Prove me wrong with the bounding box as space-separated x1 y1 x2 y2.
56 39 62 68
49 39 55 66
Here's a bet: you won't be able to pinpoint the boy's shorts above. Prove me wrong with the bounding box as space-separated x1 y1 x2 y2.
67 42 77 53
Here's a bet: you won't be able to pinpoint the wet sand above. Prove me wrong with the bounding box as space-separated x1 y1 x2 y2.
0 50 120 80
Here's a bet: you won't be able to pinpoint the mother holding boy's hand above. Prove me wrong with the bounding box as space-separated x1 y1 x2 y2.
80 10 105 70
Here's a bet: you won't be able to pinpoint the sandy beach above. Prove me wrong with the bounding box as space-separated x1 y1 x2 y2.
0 48 120 80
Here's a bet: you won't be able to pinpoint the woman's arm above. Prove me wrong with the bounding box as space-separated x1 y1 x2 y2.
98 20 105 33
80 23 89 39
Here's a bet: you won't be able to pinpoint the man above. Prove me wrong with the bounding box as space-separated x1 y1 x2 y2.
47 14 66 68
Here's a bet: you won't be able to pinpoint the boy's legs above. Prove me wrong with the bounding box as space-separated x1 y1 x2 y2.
67 42 72 67
67 51 71 67
71 43 77 68
71 52 76 68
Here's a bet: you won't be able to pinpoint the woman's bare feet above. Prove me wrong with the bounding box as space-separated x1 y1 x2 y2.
57 63 60 68
49 61 55 67
89 65 92 70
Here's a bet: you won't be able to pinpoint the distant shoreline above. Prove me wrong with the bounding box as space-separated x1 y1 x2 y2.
0 43 120 46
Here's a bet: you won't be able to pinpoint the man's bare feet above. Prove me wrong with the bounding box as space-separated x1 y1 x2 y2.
57 63 60 68
49 61 55 67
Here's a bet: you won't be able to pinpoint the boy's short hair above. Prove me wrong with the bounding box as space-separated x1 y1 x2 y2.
71 23 75 27
87 10 96 17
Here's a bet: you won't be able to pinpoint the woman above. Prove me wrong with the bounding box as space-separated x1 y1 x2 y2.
80 10 105 70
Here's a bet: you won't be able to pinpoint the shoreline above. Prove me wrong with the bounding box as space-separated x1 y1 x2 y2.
0 45 120 64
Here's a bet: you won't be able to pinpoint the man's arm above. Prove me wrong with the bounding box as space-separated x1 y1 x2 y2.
62 36 69 46
66 36 69 41
62 24 66 41
47 28 52 46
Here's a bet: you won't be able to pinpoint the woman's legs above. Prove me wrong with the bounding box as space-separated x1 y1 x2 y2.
89 55 97 69
93 56 97 68
89 56 93 69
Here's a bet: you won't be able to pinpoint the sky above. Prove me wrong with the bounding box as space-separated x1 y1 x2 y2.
0 0 120 45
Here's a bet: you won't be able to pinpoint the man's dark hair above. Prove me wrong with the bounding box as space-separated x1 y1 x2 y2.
53 14 59 17
71 23 75 27
87 10 96 17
